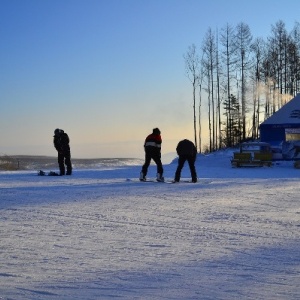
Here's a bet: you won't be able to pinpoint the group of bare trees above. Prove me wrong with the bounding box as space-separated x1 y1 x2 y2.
184 20 300 153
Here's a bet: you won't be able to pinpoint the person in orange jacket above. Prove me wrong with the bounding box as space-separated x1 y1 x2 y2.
140 128 164 182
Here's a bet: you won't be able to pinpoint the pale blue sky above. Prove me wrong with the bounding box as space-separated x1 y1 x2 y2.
1 0 300 158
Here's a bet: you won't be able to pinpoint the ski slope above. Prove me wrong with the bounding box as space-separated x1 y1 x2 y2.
1 151 300 299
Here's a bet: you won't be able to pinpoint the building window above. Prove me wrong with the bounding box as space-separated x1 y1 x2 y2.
285 128 300 141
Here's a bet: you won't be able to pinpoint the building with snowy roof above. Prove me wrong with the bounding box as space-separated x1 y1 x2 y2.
260 93 300 159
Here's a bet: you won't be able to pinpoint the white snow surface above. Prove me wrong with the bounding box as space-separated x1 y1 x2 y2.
1 150 300 300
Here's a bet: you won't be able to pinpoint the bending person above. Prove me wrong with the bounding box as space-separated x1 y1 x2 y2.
174 139 197 183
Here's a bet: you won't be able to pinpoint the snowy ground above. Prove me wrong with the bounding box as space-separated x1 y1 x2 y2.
1 151 300 300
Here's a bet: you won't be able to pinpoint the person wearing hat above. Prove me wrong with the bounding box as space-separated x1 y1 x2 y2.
173 139 197 183
140 128 164 182
53 128 72 175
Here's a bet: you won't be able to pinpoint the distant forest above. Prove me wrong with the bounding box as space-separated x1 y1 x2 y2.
184 20 300 152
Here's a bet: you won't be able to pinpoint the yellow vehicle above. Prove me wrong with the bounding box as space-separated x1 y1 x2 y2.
231 142 273 167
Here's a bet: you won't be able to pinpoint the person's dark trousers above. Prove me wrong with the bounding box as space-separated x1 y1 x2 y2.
58 153 65 175
65 152 72 175
142 151 163 176
175 155 197 182
58 152 72 175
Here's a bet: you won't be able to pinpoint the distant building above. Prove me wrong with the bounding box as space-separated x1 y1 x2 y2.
260 93 300 160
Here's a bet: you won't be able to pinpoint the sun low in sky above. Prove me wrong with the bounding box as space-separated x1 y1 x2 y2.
1 0 300 158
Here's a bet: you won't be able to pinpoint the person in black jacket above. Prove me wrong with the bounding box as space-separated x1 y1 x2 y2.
174 139 197 183
140 128 164 182
53 128 72 175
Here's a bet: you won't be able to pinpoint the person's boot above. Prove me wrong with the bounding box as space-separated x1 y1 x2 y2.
66 167 72 175
139 171 146 181
156 173 164 182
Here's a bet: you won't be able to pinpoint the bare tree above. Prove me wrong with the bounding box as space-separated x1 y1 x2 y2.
184 44 200 151
198 51 205 153
250 37 266 139
215 29 222 149
265 21 288 110
202 27 217 151
287 22 300 95
235 22 253 141
220 23 237 147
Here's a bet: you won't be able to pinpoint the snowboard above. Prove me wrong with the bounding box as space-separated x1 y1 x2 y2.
126 178 167 183
126 178 202 184
37 170 60 176
141 179 168 183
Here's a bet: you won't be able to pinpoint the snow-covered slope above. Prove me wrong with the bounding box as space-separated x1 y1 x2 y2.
0 152 299 299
